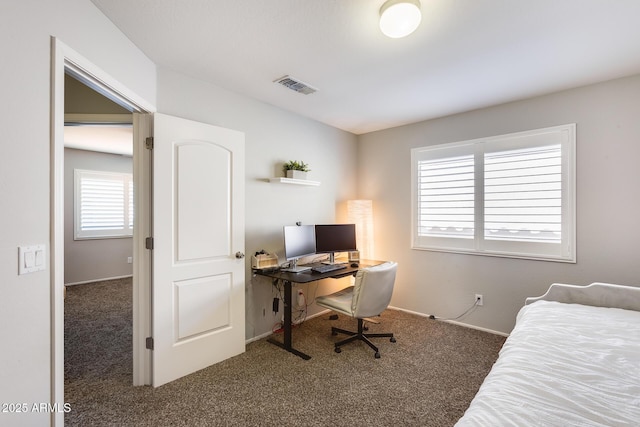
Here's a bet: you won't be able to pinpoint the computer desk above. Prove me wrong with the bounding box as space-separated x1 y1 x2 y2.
253 260 384 360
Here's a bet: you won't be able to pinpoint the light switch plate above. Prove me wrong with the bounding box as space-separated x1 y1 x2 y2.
19 245 46 275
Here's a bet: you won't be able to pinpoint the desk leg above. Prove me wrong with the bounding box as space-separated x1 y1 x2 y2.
267 279 311 360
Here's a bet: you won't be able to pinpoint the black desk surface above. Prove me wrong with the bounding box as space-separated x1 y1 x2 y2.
253 260 384 283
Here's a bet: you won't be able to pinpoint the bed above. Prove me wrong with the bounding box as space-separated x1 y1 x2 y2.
456 282 640 426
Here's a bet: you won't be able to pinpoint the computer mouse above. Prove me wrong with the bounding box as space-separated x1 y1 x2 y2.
350 263 359 268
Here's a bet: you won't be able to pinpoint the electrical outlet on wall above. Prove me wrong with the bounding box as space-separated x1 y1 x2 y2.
475 294 484 306
127 256 133 264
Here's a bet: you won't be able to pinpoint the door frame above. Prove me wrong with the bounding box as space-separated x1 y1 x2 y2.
50 37 155 426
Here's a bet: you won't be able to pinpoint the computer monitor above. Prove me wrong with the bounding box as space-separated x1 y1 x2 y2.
314 224 357 264
282 225 316 272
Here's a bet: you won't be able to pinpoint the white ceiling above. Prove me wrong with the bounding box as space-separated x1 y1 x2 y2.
65 125 133 156
91 0 640 135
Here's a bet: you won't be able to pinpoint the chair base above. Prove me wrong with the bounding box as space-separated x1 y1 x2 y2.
331 318 396 358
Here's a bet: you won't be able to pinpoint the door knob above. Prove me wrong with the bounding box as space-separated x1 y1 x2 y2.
235 251 245 259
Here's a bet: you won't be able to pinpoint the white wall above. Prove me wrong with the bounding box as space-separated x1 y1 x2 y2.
156 69 359 340
0 0 155 425
358 74 640 334
64 148 133 284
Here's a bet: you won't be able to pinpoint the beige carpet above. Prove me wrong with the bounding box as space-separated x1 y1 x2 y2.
64 278 505 426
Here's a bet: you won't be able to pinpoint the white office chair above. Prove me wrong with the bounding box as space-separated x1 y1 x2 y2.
315 261 398 358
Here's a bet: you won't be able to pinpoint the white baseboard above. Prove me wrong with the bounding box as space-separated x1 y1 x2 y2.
65 274 133 286
388 305 509 337
441 318 509 337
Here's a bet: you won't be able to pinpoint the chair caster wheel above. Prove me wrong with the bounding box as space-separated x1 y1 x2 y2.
331 330 338 336
335 347 342 353
375 352 381 359
390 337 396 343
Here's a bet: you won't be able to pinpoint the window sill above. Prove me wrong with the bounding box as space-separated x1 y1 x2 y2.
411 245 576 264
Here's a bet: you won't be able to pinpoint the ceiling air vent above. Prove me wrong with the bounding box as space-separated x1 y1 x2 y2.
273 75 318 95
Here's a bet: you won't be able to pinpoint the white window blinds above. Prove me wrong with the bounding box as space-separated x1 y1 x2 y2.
484 144 562 243
417 154 475 239
411 124 575 262
74 169 133 239
128 179 134 229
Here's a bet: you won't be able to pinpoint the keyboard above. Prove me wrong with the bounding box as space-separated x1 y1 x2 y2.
311 263 348 274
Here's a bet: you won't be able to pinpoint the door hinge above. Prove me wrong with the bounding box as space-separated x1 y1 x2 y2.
145 136 154 150
145 237 154 250
145 337 154 350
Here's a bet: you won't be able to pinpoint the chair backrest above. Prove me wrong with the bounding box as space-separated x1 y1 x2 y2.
351 262 398 319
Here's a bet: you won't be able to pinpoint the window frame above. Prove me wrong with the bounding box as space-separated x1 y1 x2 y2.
411 124 576 263
74 169 134 240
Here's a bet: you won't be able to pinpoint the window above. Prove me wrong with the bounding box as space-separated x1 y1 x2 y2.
411 124 575 262
74 169 133 239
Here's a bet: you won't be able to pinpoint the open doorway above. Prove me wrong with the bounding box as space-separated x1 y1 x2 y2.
51 37 155 426
64 75 133 286
62 74 135 408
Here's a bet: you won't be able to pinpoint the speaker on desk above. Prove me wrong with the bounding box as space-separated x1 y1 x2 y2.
348 250 360 262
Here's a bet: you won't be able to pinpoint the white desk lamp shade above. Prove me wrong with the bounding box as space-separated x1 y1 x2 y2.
379 0 422 38
347 200 374 260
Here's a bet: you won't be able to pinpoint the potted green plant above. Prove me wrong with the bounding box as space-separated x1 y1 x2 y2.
283 160 311 180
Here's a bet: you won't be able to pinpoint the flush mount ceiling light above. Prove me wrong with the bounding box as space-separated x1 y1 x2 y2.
379 0 422 38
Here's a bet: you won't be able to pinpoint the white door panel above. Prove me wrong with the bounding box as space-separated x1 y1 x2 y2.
174 274 231 340
152 113 245 387
176 141 230 261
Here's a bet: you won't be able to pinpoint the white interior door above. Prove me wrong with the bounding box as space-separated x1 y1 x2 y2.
152 113 245 387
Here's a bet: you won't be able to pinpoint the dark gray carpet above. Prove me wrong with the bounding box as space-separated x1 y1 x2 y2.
65 278 505 426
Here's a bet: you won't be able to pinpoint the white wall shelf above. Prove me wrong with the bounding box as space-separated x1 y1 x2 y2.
269 177 320 186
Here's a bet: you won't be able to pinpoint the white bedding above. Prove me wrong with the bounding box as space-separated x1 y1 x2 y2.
456 300 640 426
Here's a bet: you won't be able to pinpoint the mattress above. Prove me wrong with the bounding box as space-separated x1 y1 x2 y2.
456 300 640 426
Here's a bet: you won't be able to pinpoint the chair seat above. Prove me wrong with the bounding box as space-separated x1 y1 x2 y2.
315 286 354 316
